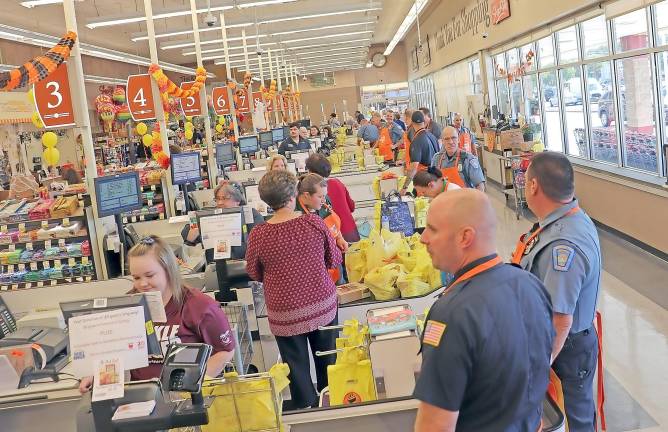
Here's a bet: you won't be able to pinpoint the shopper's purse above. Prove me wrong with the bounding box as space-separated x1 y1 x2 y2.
380 191 414 237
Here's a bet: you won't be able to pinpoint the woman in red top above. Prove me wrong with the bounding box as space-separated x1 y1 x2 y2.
306 154 360 243
246 170 342 409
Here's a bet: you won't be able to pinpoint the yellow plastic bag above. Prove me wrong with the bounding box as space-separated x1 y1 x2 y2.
373 201 382 231
397 272 433 298
328 358 377 406
365 230 386 273
202 363 290 432
414 197 429 229
412 248 442 289
345 240 369 283
397 249 417 272
372 176 381 200
364 263 404 300
381 229 405 261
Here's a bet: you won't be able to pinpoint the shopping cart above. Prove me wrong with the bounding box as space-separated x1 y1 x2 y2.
221 302 254 375
503 152 535 220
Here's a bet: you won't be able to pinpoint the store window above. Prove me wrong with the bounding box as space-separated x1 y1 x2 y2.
655 52 668 171
616 54 658 172
613 9 649 53
557 26 579 64
560 67 587 157
507 49 519 69
585 62 618 164
523 73 541 127
521 43 536 72
495 53 506 76
510 79 523 120
540 71 563 151
538 36 555 68
582 16 609 58
496 79 510 118
654 1 668 46
469 59 483 94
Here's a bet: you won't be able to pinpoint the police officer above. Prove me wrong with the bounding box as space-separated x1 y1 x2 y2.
278 122 311 155
432 126 486 191
512 151 602 432
415 189 554 432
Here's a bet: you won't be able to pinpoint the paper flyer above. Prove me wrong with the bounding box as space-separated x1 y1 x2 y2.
199 213 242 249
92 356 124 402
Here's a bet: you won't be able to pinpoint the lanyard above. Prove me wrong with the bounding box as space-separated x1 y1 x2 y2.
511 206 581 264
441 256 503 297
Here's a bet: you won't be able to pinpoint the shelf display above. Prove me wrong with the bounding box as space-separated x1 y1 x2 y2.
0 197 97 291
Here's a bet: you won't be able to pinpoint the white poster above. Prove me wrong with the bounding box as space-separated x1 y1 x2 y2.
199 213 242 251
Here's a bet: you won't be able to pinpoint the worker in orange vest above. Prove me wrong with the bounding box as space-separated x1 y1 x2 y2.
453 112 477 154
374 110 403 163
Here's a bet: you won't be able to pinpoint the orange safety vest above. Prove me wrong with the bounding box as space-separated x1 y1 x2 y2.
435 150 467 188
403 131 411 166
458 129 473 153
299 197 342 283
377 127 394 161
408 128 431 172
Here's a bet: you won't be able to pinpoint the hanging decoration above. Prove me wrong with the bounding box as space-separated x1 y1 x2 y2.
31 111 44 129
148 64 207 98
243 72 252 89
0 31 77 92
115 103 131 122
112 85 126 103
41 131 60 167
495 49 535 84
136 122 148 135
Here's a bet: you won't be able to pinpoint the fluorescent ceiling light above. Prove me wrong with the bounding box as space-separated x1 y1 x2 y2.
294 50 368 62
162 34 269 50
384 0 429 56
20 0 80 7
282 30 373 44
286 45 370 56
259 7 381 25
193 38 370 58
131 23 252 42
188 42 280 56
216 52 366 67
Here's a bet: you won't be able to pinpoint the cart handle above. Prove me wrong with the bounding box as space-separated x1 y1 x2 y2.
315 345 364 357
318 324 346 331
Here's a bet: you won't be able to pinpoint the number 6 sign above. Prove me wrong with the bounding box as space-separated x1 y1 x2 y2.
179 81 202 116
33 62 75 129
127 74 156 121
211 87 230 115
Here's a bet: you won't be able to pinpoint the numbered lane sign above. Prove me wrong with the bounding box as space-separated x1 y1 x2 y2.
236 89 251 113
282 94 289 112
265 95 274 112
179 81 202 116
252 92 264 110
33 62 75 129
211 86 230 115
127 74 156 121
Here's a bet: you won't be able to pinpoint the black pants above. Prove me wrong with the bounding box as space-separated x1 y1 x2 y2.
275 316 338 409
553 326 598 432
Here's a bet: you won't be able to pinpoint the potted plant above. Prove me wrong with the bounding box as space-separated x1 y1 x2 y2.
521 122 542 142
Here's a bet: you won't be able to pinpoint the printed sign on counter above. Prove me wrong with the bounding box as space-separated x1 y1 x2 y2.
126 74 156 121
92 356 124 402
199 212 242 260
33 62 75 129
211 86 230 115
179 81 202 116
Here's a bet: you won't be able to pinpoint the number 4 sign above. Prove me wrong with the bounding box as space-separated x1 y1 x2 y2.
127 74 156 121
211 87 230 115
33 62 75 129
179 81 202 116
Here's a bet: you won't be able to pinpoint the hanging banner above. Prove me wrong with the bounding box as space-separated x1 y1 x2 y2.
236 89 251 113
265 96 274 112
252 91 263 111
33 62 75 129
179 81 202 116
211 86 231 115
126 74 156 121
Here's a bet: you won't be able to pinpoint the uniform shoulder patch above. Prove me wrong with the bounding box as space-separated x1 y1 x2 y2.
423 320 447 347
552 245 575 272
468 157 480 169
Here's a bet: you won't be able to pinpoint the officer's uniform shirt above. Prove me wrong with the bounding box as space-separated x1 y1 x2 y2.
357 123 380 143
387 122 404 145
518 199 601 333
278 136 311 155
414 255 555 431
431 150 486 188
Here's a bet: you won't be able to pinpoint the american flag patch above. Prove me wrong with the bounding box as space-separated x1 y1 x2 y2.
423 320 447 347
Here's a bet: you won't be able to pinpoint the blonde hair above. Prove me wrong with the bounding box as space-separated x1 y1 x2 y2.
128 236 185 306
267 154 288 171
298 173 327 195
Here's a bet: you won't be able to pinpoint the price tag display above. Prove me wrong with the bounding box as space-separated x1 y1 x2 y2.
127 74 156 121
131 216 137 223
1 225 7 233
11 284 18 290
159 213 165 220
236 88 251 113
8 265 14 273
25 283 32 289
26 242 33 251
55 260 62 267
148 199 154 206
63 218 70 227
211 86 231 115
68 258 76 266
18 264 25 271
8 245 15 252
82 256 89 264
59 239 66 247
151 185 156 191
140 215 145 221
43 261 50 269
37 281 44 287
0 286 7 291
30 262 38 270
41 221 49 229
18 223 25 233
51 280 57 286
85 276 93 282
33 62 75 128
179 81 202 116
45 240 52 249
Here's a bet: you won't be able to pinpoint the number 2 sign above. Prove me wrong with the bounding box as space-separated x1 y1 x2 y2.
33 62 75 129
211 87 230 115
127 74 156 121
179 81 202 116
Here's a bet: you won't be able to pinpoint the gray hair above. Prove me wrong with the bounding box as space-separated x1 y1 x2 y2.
259 170 298 211
214 180 246 205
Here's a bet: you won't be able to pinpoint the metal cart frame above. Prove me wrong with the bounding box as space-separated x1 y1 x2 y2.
503 152 535 220
221 301 254 375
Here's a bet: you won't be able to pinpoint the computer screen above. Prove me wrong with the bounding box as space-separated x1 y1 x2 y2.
94 172 142 218
271 127 284 142
259 131 274 149
298 119 311 128
216 142 236 166
60 294 161 356
171 151 202 185
282 126 289 139
239 135 259 154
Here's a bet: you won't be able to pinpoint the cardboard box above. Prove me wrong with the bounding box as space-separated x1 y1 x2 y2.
337 283 371 305
498 129 523 151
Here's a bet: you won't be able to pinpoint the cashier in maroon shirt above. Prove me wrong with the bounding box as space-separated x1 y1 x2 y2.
79 236 235 392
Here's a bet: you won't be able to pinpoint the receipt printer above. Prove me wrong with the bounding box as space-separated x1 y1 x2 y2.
0 327 68 369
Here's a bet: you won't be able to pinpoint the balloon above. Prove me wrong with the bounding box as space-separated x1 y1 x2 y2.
185 121 194 130
31 112 43 129
186 116 192 122
42 131 58 148
215 124 223 133
136 122 148 135
217 116 225 125
27 88 35 105
185 129 194 140
142 134 154 147
43 147 60 167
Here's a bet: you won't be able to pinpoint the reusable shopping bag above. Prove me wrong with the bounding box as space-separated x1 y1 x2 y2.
328 354 376 406
381 191 414 237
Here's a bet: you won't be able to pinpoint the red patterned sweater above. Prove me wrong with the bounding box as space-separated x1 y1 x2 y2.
245 213 342 336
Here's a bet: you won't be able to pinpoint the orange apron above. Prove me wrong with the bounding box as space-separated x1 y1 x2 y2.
377 127 394 161
300 197 342 283
408 128 431 172
403 132 411 166
435 150 467 188
458 129 473 153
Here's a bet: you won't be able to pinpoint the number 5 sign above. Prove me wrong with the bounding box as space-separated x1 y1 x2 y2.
33 62 75 129
211 87 230 115
127 74 156 121
179 81 202 116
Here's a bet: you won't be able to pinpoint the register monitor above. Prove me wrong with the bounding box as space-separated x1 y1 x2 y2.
271 127 284 143
60 294 162 356
171 151 202 185
238 135 259 155
215 141 236 167
259 130 274 149
94 172 142 218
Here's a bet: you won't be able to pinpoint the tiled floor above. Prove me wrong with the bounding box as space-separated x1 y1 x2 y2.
487 188 668 432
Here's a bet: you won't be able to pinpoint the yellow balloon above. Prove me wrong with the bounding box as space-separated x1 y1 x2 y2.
43 147 60 167
185 129 194 140
27 88 35 105
31 112 43 129
185 121 194 131
186 116 192 122
217 116 225 125
42 131 58 148
215 124 223 133
136 122 148 135
142 134 154 147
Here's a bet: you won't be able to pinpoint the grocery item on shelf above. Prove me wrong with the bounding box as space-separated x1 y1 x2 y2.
50 196 80 218
29 199 54 220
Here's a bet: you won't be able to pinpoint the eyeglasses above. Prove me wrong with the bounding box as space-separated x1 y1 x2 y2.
442 136 457 141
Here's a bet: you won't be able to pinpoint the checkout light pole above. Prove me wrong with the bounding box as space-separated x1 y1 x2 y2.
188 0 216 186
241 27 255 133
275 48 284 124
219 12 242 168
268 48 279 126
143 0 175 217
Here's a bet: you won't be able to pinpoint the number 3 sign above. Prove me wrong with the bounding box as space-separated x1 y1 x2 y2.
33 62 75 129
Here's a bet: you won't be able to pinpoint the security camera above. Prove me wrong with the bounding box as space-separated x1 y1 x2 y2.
256 48 265 56
302 75 307 81
205 12 217 27
482 32 489 39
